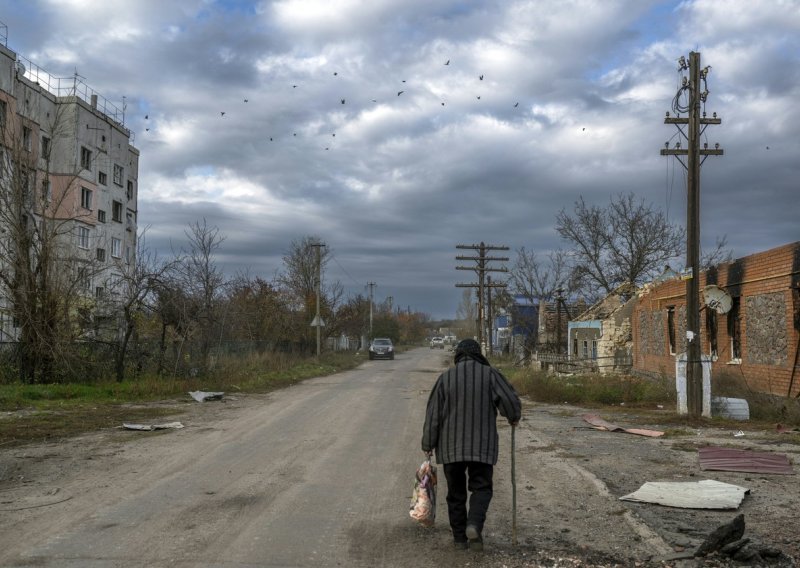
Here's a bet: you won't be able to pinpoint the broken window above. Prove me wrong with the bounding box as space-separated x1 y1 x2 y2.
667 306 676 355
706 309 718 359
728 297 742 362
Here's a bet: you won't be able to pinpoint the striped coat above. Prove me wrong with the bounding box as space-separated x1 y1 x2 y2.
421 358 522 465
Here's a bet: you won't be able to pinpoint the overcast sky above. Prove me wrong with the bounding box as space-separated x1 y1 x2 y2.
2 0 798 318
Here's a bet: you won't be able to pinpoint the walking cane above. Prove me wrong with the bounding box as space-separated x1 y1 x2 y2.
511 423 517 546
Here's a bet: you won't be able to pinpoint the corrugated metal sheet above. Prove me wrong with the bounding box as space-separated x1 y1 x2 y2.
619 480 749 509
698 446 794 475
581 413 664 437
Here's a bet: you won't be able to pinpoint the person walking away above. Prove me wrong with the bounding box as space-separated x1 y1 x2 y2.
421 339 521 551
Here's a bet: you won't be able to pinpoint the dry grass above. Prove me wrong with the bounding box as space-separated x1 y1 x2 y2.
0 350 363 447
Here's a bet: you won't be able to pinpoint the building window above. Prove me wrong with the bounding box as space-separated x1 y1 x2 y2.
77 226 90 249
591 340 598 360
667 306 676 355
97 209 106 223
111 237 121 258
41 179 52 203
112 200 123 222
77 267 90 291
706 310 718 360
126 211 135 231
125 245 131 264
0 100 6 128
127 180 134 200
95 286 105 299
96 247 106 262
80 187 92 209
728 296 742 362
22 126 32 151
98 171 107 185
80 146 92 170
41 136 51 160
113 164 124 186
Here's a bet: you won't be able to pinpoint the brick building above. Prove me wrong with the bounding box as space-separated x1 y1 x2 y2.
632 242 800 397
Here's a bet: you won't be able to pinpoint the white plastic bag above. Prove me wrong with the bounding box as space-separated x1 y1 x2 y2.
409 458 437 526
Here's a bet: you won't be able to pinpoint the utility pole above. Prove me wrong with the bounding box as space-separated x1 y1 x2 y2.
487 276 494 354
456 242 509 352
661 52 723 417
367 281 376 339
310 241 327 357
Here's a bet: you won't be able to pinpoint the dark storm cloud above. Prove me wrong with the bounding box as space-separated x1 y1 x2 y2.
3 0 798 317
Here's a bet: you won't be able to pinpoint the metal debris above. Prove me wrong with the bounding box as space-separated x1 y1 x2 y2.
619 479 749 509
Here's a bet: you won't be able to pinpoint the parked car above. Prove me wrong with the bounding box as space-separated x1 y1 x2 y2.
369 338 394 360
430 337 444 349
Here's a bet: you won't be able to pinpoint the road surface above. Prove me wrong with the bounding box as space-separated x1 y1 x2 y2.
2 348 797 567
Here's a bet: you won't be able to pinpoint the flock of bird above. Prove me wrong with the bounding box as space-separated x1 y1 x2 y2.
141 59 527 149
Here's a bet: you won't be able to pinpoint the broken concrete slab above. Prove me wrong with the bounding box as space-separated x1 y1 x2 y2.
619 479 749 509
188 391 225 402
695 514 745 556
122 422 184 431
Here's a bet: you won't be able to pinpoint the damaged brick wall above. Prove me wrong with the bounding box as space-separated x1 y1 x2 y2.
746 292 788 366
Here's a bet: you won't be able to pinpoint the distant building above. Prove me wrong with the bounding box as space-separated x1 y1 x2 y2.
568 283 637 374
0 40 139 340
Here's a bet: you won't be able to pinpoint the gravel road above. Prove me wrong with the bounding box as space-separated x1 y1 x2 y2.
0 348 797 567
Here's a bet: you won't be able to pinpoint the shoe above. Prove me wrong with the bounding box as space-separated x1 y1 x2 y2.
466 525 483 551
453 540 468 550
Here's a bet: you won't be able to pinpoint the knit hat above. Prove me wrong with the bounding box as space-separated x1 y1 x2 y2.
455 339 482 357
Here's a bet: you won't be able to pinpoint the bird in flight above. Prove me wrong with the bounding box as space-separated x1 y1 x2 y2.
479 74 484 80
144 114 149 119
441 102 445 106
514 102 519 108
292 85 298 88
341 98 346 104
333 72 338 76
397 91 404 96
476 96 481 100
269 137 273 141
145 128 150 132
244 99 248 103
371 99 377 103
444 59 450 65
220 111 225 117
332 133 336 137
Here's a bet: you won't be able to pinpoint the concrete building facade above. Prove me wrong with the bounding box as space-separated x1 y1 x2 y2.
0 41 139 340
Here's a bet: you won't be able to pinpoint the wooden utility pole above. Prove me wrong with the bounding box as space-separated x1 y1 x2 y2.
310 242 327 357
456 242 508 351
661 52 723 417
367 281 376 339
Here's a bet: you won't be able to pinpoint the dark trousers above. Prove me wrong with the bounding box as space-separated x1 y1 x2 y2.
443 462 494 542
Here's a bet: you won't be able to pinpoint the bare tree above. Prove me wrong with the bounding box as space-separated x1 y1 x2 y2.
455 289 477 338
0 98 104 381
556 193 684 298
701 235 733 269
508 247 572 305
278 235 344 349
102 229 178 381
180 219 226 368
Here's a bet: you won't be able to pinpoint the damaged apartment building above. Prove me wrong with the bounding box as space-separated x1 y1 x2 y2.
0 36 139 340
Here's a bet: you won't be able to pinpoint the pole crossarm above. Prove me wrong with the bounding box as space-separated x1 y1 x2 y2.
456 283 507 288
664 117 721 125
456 255 510 262
455 266 509 272
456 244 510 250
661 149 724 156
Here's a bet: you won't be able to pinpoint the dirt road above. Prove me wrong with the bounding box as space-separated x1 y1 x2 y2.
1 348 797 567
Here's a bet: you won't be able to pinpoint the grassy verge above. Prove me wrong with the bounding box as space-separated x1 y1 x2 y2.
498 364 800 430
0 350 364 447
